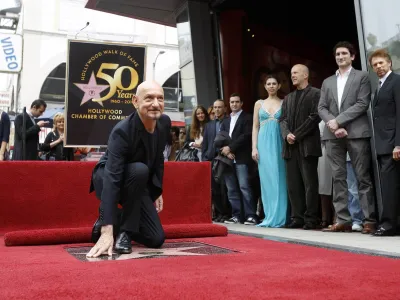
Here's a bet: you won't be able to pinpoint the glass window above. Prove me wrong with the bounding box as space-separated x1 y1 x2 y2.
360 0 400 74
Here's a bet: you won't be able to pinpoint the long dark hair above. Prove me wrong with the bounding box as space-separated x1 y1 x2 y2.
264 74 281 85
190 106 209 139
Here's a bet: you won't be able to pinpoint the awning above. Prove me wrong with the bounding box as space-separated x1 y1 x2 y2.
85 0 212 27
37 107 65 128
85 0 180 27
171 121 185 127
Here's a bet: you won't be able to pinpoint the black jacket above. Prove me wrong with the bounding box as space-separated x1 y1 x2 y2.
13 112 41 161
89 112 171 224
41 130 74 161
279 85 322 159
212 131 233 182
201 118 225 161
372 72 400 155
219 111 253 164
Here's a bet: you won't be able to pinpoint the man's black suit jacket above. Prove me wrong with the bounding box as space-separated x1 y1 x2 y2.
280 85 322 159
13 112 41 161
201 118 225 161
219 111 252 165
90 112 171 224
373 72 400 155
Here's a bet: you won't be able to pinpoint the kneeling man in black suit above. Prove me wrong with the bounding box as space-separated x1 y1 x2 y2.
87 81 171 257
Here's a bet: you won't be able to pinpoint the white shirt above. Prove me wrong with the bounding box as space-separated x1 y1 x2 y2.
379 70 392 87
27 110 36 125
229 110 242 137
336 67 352 109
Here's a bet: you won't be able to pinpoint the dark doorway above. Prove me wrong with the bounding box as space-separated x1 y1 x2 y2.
214 0 360 112
40 63 66 103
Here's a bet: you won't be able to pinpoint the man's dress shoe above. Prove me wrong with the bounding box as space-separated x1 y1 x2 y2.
361 223 376 234
285 221 304 229
115 232 132 254
373 227 396 237
91 217 102 243
322 223 352 232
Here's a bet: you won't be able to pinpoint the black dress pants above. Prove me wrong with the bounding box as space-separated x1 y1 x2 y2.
93 162 165 248
285 146 319 225
211 172 231 218
377 154 400 231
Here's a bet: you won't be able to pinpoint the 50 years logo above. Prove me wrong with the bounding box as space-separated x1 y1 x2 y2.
73 49 141 107
92 63 139 104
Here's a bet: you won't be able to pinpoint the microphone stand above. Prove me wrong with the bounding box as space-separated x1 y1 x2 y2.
22 107 26 160
75 22 90 39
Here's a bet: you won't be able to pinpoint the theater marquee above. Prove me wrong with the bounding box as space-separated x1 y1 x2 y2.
65 40 146 147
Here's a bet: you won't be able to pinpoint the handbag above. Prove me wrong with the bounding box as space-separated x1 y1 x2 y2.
175 142 199 162
40 132 58 161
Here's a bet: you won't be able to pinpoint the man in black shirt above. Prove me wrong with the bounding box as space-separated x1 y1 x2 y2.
87 81 171 257
279 64 321 229
144 129 158 168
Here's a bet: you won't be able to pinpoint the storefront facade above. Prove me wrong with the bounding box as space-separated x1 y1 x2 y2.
86 0 400 216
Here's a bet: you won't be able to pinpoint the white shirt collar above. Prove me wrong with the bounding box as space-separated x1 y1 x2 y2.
379 70 392 86
231 109 243 117
336 67 352 77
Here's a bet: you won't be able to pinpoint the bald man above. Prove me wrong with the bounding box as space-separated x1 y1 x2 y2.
87 81 171 257
279 64 322 230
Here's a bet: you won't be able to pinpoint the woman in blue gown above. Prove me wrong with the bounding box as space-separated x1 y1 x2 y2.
252 75 288 227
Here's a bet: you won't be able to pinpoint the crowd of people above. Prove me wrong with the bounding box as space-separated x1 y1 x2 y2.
0 100 105 162
1 41 399 241
183 41 400 237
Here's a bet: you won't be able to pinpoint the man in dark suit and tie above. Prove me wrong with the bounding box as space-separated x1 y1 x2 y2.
318 41 376 233
87 81 171 258
13 99 48 161
369 49 400 236
202 99 230 222
219 93 258 225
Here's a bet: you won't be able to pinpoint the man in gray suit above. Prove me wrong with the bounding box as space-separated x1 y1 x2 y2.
318 41 376 233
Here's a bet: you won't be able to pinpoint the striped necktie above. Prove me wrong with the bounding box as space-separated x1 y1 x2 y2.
377 80 382 94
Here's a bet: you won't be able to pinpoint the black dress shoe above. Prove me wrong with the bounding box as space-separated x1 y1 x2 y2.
213 215 222 222
115 232 132 254
91 217 102 243
372 227 396 237
91 208 121 243
320 221 332 228
303 222 321 230
91 207 106 243
220 216 231 223
285 221 304 229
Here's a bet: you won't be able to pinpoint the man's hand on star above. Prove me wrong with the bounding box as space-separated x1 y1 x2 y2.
86 225 114 258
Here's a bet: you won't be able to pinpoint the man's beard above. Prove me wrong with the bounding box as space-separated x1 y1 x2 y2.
147 110 161 120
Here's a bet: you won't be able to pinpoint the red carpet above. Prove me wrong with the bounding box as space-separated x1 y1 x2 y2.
4 224 227 246
0 161 212 234
1 234 399 299
0 161 221 246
